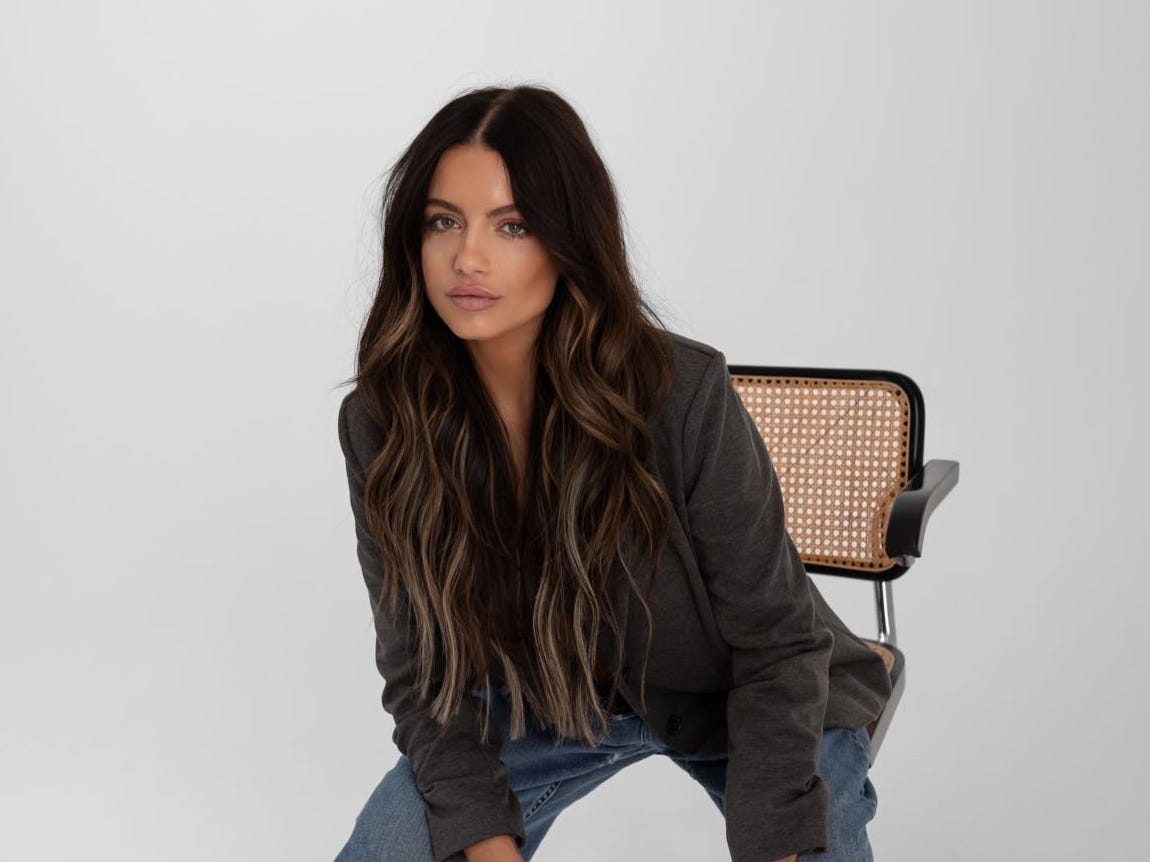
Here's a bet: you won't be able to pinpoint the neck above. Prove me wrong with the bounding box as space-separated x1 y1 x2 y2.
466 333 538 427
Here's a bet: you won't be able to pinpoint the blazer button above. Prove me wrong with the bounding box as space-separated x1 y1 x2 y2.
666 715 681 735
622 664 631 682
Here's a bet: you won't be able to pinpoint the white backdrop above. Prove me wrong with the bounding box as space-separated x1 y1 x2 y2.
2 2 1145 860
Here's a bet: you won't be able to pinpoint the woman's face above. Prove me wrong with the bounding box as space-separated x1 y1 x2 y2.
421 144 560 353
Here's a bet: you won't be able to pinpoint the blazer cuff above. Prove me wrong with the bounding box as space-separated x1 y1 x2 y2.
424 774 528 862
726 777 829 862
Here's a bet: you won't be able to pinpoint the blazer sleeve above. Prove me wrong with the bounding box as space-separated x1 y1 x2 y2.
337 393 527 862
681 351 834 862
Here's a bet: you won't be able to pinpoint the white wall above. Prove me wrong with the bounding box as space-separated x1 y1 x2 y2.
2 1 1145 860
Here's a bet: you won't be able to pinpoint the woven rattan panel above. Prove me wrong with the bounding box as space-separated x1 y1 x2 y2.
730 374 912 572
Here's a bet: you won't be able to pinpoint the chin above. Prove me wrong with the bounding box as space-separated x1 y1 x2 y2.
440 316 501 342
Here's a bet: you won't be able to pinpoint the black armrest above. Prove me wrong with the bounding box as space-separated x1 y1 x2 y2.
885 459 960 558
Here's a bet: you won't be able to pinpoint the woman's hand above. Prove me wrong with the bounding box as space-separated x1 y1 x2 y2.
767 855 798 862
463 833 524 862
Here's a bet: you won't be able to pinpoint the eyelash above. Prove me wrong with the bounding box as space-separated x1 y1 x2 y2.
425 214 531 239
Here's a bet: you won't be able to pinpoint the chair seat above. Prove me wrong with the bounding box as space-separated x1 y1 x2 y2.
858 639 906 766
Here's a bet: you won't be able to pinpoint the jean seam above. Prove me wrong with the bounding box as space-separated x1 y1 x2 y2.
522 780 562 821
848 728 877 808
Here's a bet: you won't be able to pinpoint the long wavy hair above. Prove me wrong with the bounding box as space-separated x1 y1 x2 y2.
342 83 677 748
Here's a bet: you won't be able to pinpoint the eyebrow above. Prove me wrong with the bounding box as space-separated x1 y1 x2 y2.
424 198 520 218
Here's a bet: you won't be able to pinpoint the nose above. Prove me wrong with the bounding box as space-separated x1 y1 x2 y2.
452 225 490 275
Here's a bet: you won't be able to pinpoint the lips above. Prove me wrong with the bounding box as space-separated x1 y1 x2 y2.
448 285 500 299
449 294 500 311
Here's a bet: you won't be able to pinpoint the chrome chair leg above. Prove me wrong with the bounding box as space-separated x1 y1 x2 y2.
874 579 897 648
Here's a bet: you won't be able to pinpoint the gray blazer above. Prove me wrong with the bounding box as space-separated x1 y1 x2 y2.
337 330 892 862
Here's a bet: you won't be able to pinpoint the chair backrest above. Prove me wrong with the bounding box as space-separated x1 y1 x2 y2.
727 365 924 581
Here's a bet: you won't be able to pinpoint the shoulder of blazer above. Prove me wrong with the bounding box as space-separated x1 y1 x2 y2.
337 387 386 477
649 330 727 438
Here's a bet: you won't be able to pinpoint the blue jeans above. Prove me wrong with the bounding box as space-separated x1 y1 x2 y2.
334 685 878 861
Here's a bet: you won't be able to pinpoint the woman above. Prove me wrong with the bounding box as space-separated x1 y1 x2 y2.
332 84 891 862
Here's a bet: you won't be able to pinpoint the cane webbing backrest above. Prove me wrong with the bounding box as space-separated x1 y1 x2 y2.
730 371 914 573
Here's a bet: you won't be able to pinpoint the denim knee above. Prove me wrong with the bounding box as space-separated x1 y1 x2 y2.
333 756 443 862
800 727 877 862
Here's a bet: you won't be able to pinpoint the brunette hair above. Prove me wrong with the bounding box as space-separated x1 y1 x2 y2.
341 83 677 747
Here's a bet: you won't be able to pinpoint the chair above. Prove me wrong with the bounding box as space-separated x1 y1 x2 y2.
727 364 959 766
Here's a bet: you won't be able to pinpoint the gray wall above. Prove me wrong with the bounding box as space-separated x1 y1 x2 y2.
2 1 1144 859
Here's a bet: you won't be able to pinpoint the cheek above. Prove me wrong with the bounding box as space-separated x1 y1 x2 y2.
422 233 451 263
521 249 559 290
536 280 559 308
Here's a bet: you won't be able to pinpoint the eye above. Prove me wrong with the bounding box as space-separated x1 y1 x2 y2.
426 214 457 232
500 220 531 239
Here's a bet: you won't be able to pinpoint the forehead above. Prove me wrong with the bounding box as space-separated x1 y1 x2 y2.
426 145 514 207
